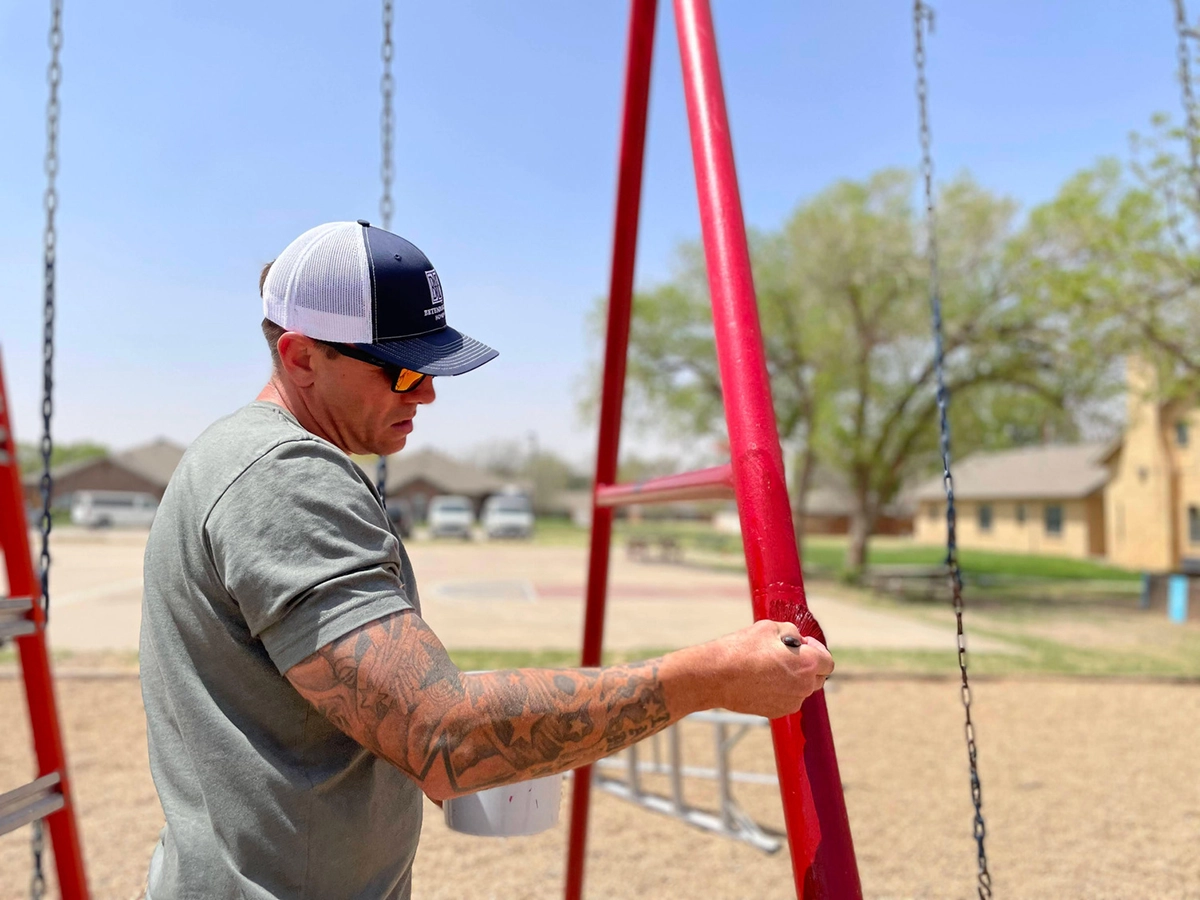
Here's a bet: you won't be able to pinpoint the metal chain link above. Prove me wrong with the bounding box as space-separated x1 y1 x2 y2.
31 7 62 894
380 0 395 232
1172 0 1200 208
914 5 991 898
38 0 63 626
30 819 46 900
376 0 395 503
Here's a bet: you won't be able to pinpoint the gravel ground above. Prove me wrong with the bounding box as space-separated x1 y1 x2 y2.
2 674 1198 900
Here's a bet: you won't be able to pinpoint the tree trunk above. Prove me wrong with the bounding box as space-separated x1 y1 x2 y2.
844 489 877 577
791 447 816 560
845 512 869 575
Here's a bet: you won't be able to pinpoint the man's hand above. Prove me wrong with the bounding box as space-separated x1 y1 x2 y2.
664 620 833 721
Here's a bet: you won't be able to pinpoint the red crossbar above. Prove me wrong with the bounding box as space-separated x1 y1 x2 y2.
565 1 861 897
594 464 734 507
0 348 90 899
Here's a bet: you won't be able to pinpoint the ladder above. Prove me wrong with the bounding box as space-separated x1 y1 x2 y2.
0 348 90 899
563 1 861 897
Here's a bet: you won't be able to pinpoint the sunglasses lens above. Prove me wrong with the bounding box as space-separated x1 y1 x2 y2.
392 368 427 393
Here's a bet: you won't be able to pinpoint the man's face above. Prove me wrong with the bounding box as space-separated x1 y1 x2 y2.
285 335 436 456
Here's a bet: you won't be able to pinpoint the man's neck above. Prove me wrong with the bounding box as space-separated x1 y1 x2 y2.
257 376 341 451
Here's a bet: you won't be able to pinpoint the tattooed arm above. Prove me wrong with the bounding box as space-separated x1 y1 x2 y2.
286 610 832 800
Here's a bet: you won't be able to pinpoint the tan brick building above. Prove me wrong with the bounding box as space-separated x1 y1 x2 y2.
915 360 1200 572
913 445 1108 560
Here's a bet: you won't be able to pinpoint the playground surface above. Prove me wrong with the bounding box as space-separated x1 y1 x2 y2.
2 674 1198 900
2 529 1199 898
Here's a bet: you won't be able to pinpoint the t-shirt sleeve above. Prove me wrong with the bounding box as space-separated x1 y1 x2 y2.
206 439 412 673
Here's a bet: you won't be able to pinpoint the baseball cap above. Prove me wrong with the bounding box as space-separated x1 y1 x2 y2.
262 220 498 376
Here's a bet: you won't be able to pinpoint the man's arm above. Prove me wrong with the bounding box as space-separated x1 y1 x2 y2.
286 609 831 801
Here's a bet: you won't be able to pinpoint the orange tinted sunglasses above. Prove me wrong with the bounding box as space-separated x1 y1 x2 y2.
321 341 429 393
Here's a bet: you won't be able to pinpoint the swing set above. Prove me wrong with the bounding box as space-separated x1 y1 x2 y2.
6 1 1195 898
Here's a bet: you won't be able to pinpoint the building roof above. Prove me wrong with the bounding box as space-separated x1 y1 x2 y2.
114 438 187 485
381 448 507 497
799 468 915 518
20 437 186 488
912 443 1110 502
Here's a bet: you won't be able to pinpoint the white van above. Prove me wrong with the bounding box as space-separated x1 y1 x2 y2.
70 490 159 528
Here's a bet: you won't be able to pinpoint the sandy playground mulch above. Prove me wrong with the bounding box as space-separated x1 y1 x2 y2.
1 671 1198 900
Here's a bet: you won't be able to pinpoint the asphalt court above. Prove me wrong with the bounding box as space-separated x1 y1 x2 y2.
2 528 1013 655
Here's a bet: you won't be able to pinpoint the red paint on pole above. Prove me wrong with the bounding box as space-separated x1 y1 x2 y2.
0 348 90 899
594 463 733 507
563 2 658 897
671 1 861 896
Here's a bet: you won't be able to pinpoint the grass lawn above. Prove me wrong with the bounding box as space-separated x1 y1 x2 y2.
535 520 1139 582
800 536 1141 582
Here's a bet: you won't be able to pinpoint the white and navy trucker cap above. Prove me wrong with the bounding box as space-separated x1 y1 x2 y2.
262 220 498 376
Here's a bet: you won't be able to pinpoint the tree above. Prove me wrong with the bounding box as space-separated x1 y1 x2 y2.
17 440 109 476
1019 118 1200 401
605 169 1102 572
469 440 587 513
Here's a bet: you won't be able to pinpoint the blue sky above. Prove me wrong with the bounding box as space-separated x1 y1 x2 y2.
0 1 1186 466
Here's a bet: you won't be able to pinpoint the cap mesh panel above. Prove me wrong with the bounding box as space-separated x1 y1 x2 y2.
262 222 372 342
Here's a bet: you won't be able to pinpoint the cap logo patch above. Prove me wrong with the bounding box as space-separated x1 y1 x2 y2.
424 269 446 321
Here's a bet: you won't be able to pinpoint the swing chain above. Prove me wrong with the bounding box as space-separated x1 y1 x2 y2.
380 0 395 231
38 0 63 628
914 5 992 898
31 4 63 896
1172 0 1200 207
30 819 46 900
376 0 395 502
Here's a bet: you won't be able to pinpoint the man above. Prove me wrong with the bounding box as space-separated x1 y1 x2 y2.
140 220 834 899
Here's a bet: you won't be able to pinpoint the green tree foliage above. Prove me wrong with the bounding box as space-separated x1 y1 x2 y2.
604 169 1102 571
469 440 588 513
1019 116 1200 400
16 440 109 476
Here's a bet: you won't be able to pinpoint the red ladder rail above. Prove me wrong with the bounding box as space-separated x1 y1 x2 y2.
564 1 861 897
594 464 734 507
0 347 90 899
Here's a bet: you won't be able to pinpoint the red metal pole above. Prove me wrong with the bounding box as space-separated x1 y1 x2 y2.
671 2 861 897
0 348 90 899
564 2 658 898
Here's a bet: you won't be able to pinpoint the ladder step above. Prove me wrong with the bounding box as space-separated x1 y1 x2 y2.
595 463 734 507
0 596 36 643
0 773 65 837
0 596 34 613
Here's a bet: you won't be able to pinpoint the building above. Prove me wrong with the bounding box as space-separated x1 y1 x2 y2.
378 448 508 521
914 360 1200 571
913 444 1108 559
1101 360 1200 571
21 438 187 510
799 469 914 536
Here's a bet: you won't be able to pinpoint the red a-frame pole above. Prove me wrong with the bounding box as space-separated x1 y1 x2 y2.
565 1 861 897
0 348 90 899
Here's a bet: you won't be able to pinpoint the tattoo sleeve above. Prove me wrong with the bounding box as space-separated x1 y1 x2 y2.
285 610 675 798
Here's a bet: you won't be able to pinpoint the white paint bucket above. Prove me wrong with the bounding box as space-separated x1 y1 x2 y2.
443 773 562 836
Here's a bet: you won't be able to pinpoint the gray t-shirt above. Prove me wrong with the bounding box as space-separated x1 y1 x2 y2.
140 401 423 900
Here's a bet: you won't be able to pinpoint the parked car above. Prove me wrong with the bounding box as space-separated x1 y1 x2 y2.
427 494 475 539
482 493 534 540
70 490 158 528
385 499 414 539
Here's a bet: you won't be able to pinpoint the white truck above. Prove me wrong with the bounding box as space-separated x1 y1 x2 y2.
481 493 534 540
426 494 475 539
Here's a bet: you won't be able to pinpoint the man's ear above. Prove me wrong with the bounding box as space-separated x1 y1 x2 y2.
276 332 318 388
